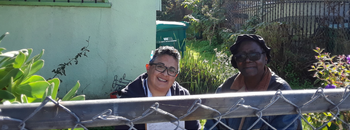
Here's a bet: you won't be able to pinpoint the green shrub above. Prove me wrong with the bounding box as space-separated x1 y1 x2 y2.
254 22 316 84
177 47 219 94
309 47 350 88
183 0 226 45
157 0 189 21
0 32 84 104
303 47 350 130
177 44 237 94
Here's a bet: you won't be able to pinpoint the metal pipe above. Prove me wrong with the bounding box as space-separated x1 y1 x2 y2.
1 89 350 129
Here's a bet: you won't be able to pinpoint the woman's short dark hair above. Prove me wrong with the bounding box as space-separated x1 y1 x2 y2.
229 34 271 68
150 46 181 71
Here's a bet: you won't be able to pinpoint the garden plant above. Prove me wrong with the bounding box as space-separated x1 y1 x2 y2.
303 47 350 130
0 32 84 104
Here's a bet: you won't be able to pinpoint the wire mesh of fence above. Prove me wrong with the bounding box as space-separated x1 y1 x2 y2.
1 86 350 130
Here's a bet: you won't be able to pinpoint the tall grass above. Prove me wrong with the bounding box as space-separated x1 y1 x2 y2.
177 42 238 94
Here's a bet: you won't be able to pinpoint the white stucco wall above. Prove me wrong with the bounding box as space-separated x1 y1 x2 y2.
0 1 156 99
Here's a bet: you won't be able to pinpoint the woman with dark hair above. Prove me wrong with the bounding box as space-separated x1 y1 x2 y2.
117 46 200 130
204 34 301 130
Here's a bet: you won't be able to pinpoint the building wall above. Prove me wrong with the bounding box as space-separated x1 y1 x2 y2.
0 0 157 99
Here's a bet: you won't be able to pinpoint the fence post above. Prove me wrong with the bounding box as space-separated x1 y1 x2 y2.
261 0 265 22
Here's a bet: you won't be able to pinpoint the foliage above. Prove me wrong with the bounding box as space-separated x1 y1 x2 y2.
186 39 224 61
303 47 350 130
216 15 261 51
157 0 189 21
0 32 84 104
284 61 314 89
177 43 237 94
177 47 221 94
211 48 236 80
309 47 350 88
183 0 226 45
302 112 337 130
239 15 261 34
50 37 90 81
254 22 315 82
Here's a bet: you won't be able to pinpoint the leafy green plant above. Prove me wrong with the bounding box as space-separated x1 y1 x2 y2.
284 61 313 89
303 47 350 130
302 112 336 130
254 22 316 83
0 32 84 104
157 0 189 21
177 43 237 94
309 47 350 87
239 15 261 34
211 48 237 81
183 0 226 45
177 46 220 94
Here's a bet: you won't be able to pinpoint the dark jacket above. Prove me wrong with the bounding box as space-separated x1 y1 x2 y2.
204 71 302 130
116 73 201 130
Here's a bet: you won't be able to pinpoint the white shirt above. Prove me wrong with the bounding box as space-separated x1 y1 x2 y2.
143 78 185 130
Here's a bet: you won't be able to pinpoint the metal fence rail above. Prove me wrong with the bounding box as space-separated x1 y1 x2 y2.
1 87 350 129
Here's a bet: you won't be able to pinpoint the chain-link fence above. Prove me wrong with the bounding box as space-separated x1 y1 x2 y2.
1 87 350 130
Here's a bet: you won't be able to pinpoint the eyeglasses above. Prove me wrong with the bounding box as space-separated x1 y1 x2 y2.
234 52 265 62
149 63 178 77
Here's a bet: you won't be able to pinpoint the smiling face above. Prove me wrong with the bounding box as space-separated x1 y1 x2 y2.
236 40 267 78
147 54 178 96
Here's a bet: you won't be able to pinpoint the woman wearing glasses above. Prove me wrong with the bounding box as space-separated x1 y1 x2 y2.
117 46 200 130
204 34 301 130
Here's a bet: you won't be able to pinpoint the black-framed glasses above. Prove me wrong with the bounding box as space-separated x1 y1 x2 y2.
149 63 178 77
234 52 265 62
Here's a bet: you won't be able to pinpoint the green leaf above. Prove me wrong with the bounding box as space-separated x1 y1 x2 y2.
26 97 35 103
0 32 9 43
13 51 26 68
0 47 5 53
25 49 44 65
26 97 41 103
21 75 46 85
0 58 15 68
7 77 15 94
0 68 21 89
24 48 33 61
327 121 332 127
0 57 10 66
69 95 85 101
62 81 80 101
21 94 28 103
47 78 60 100
0 90 15 100
15 60 33 88
15 81 50 99
0 66 14 78
321 126 328 130
307 115 311 122
28 59 44 76
42 83 55 102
